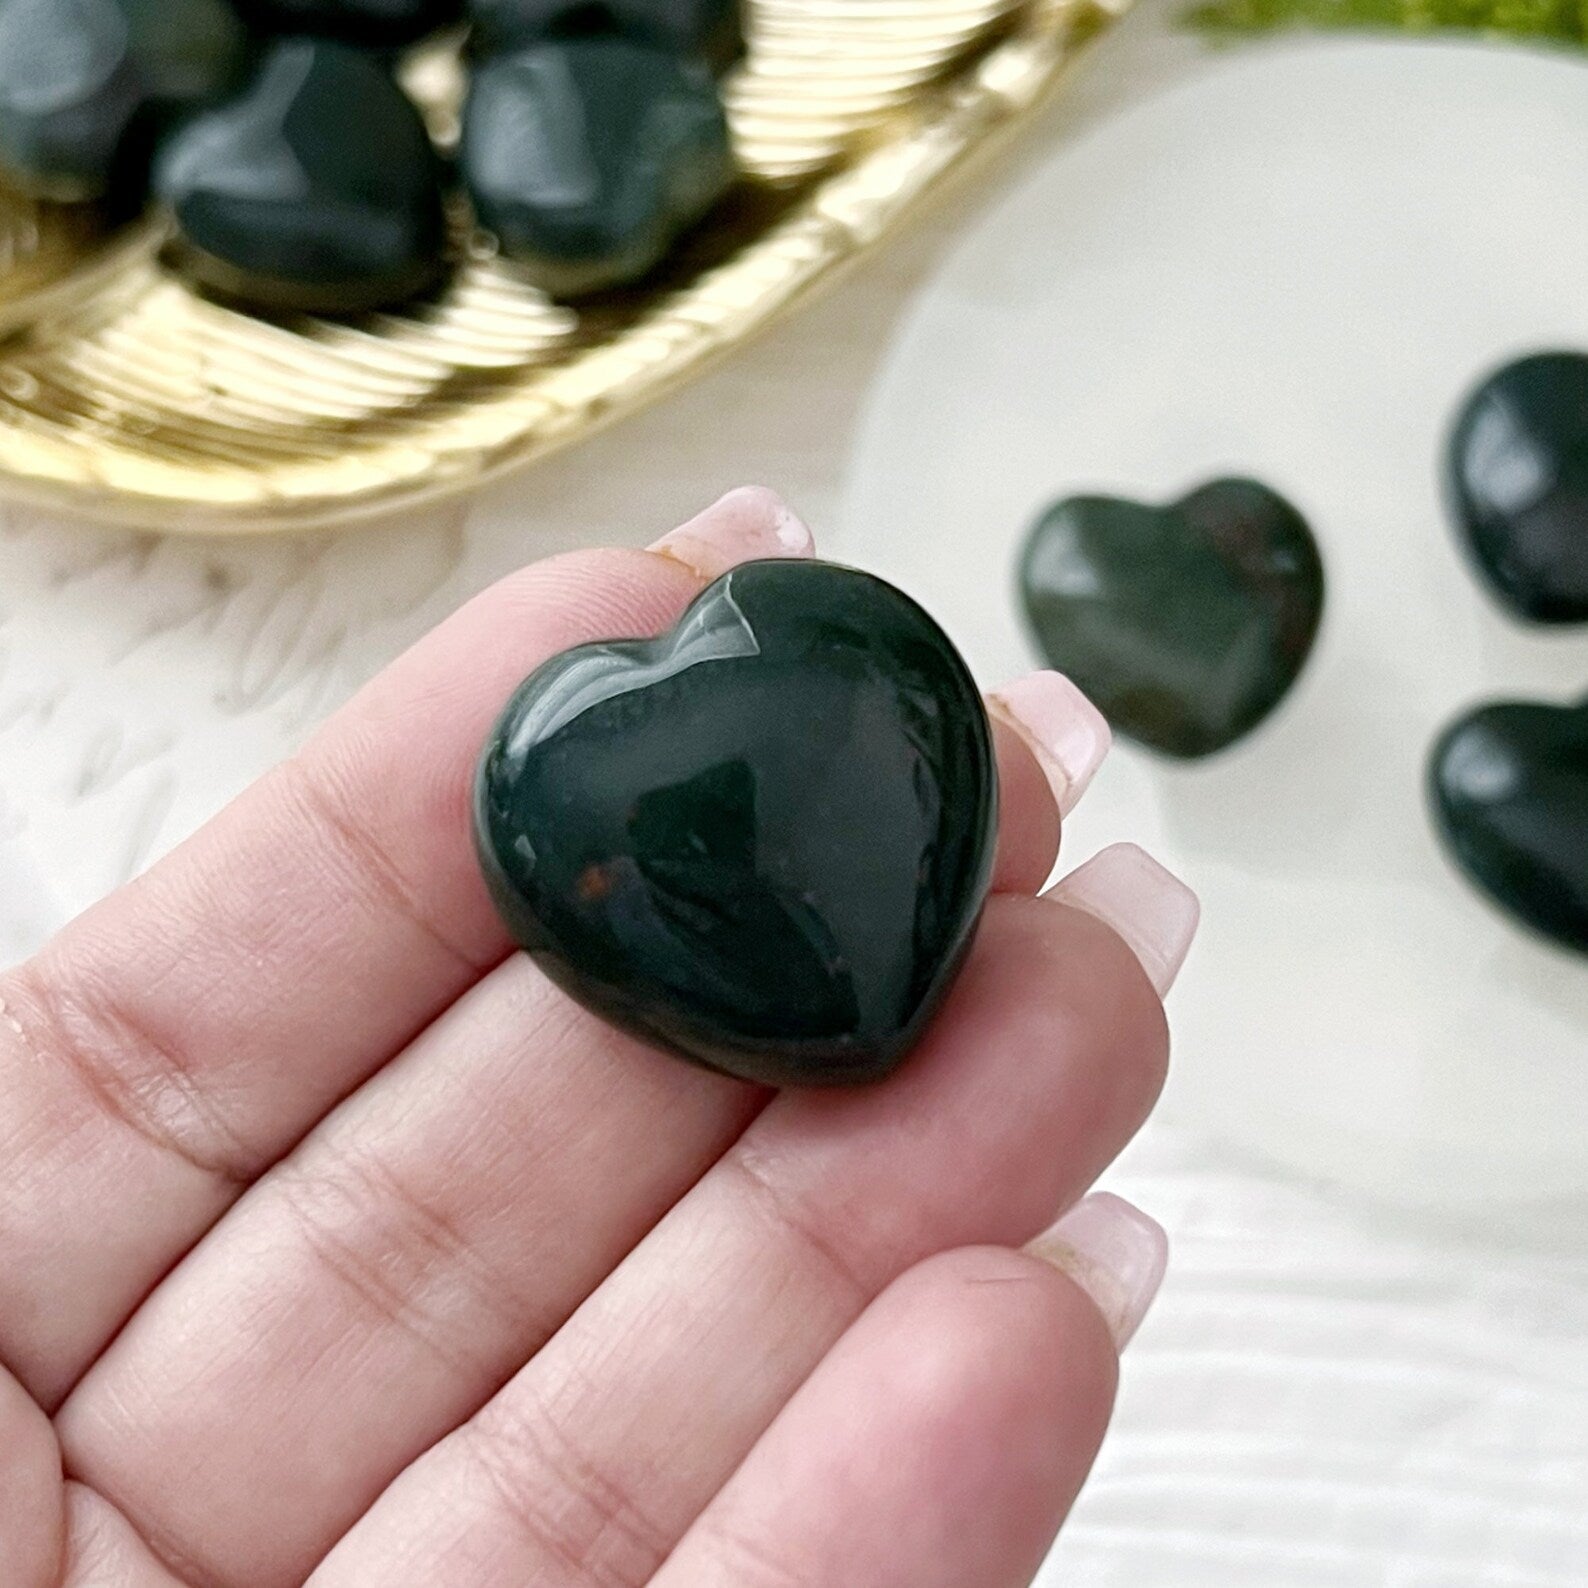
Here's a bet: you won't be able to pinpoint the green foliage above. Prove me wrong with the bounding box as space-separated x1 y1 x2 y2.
1187 0 1588 42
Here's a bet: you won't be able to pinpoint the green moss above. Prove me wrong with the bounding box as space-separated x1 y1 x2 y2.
1188 0 1588 43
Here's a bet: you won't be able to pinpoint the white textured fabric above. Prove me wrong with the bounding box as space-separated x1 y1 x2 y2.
0 9 1584 1582
0 808 57 967
1051 1129 1588 1586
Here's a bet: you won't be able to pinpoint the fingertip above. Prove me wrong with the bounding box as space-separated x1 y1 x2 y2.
649 1242 1120 1588
1028 1192 1168 1350
648 487 815 580
855 1247 1120 1575
989 718 1064 895
989 672 1111 820
891 1244 1121 1413
1047 843 1200 997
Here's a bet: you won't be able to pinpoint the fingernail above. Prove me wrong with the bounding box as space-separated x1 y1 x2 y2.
989 671 1111 818
1029 1192 1168 1350
1047 842 1200 997
649 486 815 579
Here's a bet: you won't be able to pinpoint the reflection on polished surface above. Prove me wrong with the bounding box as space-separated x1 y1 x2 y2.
476 559 998 1087
1448 351 1588 625
1431 696 1588 955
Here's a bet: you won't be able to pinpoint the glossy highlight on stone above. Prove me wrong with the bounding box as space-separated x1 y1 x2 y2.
1430 696 1588 955
0 0 250 201
1020 478 1325 760
235 0 464 47
461 37 734 295
153 38 447 314
468 0 744 72
1447 351 1588 624
475 559 998 1087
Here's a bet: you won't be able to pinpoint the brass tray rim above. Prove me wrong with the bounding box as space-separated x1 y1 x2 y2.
0 0 1125 538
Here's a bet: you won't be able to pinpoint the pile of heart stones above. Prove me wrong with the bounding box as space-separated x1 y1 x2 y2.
1020 349 1588 957
0 0 742 313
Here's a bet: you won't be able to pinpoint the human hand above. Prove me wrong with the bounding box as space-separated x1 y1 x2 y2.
0 490 1195 1588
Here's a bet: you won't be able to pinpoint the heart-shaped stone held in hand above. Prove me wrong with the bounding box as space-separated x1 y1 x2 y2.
1019 478 1325 759
474 560 999 1088
1447 352 1588 625
1430 696 1588 955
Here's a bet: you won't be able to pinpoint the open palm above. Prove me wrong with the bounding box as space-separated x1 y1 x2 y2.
1 491 1191 1588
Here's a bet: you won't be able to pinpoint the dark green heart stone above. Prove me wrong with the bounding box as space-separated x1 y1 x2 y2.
1447 352 1588 625
468 0 744 72
0 0 250 201
461 37 734 296
1430 697 1588 956
1020 478 1325 760
153 38 447 314
233 0 464 47
474 559 998 1088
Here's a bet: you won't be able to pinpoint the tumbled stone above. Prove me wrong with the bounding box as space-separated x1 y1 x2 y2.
1430 696 1588 955
461 37 735 296
1020 478 1325 759
468 0 744 72
0 0 250 201
153 38 447 314
474 559 998 1087
233 0 464 48
1447 351 1588 625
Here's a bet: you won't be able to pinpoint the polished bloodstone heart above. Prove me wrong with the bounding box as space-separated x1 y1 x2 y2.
153 38 447 314
234 0 464 47
474 560 998 1088
1430 697 1588 955
468 0 744 72
461 37 734 296
1020 478 1325 760
0 0 249 200
1447 351 1588 625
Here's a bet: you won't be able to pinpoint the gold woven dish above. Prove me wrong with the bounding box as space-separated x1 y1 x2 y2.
0 0 1122 535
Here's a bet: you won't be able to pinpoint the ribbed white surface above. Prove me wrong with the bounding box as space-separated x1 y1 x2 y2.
1048 1130 1588 1585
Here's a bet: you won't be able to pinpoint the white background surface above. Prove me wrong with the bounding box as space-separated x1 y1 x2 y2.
1 9 1585 1581
844 40 1588 1220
